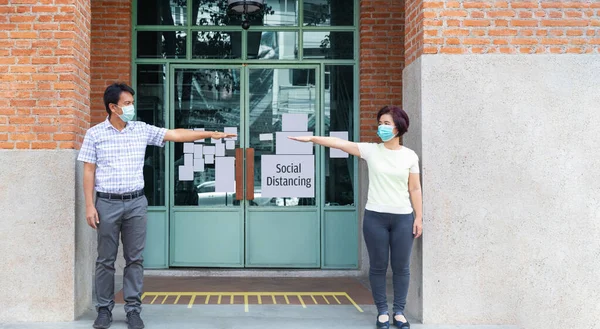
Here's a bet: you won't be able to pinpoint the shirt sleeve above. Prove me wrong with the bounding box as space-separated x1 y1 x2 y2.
357 143 377 160
77 131 96 164
410 152 420 174
145 123 168 147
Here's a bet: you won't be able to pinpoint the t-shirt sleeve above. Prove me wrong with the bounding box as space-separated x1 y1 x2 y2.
77 131 96 164
145 123 168 147
410 152 420 174
357 143 377 160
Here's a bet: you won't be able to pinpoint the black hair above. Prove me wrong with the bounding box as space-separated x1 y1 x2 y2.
376 105 410 138
103 83 135 117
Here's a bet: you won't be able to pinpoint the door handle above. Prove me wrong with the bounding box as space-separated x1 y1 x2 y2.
235 148 243 200
246 148 254 200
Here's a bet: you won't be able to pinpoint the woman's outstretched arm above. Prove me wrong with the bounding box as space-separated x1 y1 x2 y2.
288 136 360 157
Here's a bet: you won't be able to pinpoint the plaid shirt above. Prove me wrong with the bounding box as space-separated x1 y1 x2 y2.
77 118 167 194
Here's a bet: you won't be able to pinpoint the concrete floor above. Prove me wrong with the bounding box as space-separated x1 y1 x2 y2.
0 305 518 329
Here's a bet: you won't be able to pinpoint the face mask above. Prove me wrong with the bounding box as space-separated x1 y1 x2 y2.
377 125 395 142
117 105 135 122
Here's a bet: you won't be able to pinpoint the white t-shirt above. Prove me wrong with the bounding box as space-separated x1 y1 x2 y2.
357 143 420 214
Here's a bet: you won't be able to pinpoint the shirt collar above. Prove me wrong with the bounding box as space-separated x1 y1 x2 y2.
104 117 134 132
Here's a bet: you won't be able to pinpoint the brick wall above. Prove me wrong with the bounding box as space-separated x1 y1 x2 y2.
421 1 600 55
406 0 424 65
359 0 406 142
90 0 132 125
0 0 90 150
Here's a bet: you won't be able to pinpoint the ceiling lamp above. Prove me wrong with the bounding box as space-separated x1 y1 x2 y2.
227 0 265 29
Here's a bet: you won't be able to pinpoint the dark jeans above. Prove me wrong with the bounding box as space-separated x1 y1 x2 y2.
363 209 414 315
95 195 148 313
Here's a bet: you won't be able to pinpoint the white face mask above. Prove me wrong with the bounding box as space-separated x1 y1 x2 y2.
118 105 135 122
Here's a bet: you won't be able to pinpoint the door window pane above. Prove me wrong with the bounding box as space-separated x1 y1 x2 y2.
303 32 353 59
138 0 187 26
192 31 241 59
249 31 298 60
248 68 317 207
137 65 167 206
192 0 298 26
303 0 354 26
324 65 354 206
173 68 242 207
137 31 186 59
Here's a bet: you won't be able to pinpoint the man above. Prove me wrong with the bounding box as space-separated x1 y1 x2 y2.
78 83 235 329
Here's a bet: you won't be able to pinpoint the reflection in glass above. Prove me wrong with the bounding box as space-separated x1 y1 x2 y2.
249 68 316 207
324 66 354 206
137 31 186 59
303 0 354 26
303 31 353 59
173 68 241 206
253 32 298 60
137 0 187 26
192 0 297 26
136 65 167 206
192 31 241 59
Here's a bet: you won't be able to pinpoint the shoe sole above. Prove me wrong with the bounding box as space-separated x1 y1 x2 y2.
92 321 111 329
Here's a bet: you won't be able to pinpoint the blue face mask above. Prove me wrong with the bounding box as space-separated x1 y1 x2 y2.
117 105 135 123
377 125 395 142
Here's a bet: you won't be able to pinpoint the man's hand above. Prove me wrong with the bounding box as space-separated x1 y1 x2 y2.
86 206 100 229
288 136 312 143
211 131 237 140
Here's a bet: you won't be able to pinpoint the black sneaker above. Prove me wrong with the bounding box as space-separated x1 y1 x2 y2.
126 310 145 329
93 307 112 329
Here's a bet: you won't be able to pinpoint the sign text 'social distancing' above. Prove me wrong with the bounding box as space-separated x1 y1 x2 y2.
261 155 314 197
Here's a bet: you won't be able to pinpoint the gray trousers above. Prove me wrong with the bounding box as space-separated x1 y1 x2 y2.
363 209 414 315
95 195 148 313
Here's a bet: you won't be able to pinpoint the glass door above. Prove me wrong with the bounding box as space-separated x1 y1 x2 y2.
169 65 245 267
244 66 321 268
168 64 320 268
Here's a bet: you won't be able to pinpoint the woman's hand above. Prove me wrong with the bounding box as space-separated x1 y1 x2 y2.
288 136 312 143
413 218 422 238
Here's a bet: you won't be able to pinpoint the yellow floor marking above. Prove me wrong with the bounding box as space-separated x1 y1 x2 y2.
298 295 306 308
140 292 363 313
344 293 364 313
333 295 341 304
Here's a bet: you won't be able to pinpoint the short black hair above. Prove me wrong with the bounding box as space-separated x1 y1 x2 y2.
376 105 410 137
103 83 135 116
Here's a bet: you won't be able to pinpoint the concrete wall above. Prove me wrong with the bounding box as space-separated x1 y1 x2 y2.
404 55 600 329
0 151 93 322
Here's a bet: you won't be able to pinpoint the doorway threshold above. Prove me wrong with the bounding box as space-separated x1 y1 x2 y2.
145 268 364 278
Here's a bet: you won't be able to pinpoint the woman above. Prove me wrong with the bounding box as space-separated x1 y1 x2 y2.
289 106 422 329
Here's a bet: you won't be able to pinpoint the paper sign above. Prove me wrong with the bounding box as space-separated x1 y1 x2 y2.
225 140 235 150
215 157 235 192
178 165 193 181
330 131 349 158
183 142 194 154
194 144 203 158
259 133 273 141
216 143 225 157
261 155 314 197
276 131 313 155
203 146 216 155
282 113 308 132
184 154 193 166
194 158 205 172
224 127 237 141
211 137 222 144
205 154 214 164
